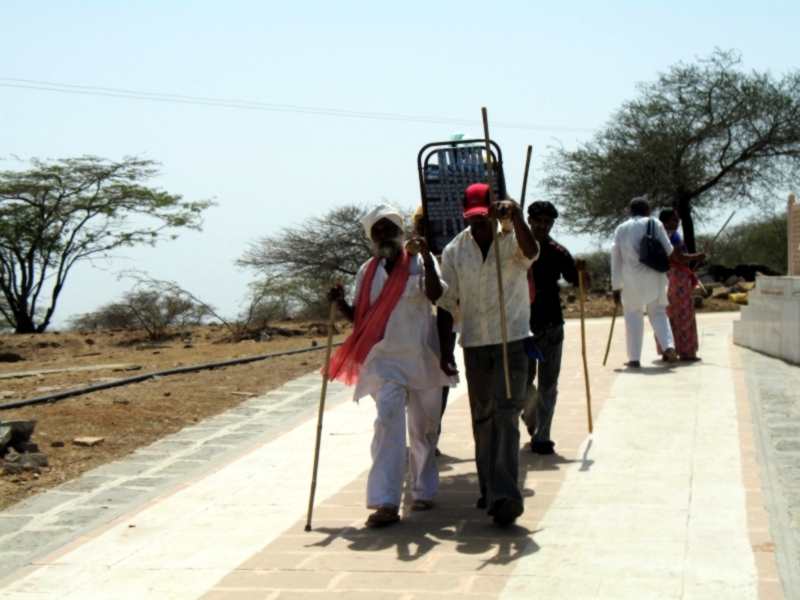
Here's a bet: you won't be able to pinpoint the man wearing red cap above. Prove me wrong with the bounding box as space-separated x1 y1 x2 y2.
436 183 539 526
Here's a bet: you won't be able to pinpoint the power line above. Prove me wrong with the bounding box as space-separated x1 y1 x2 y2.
0 77 596 134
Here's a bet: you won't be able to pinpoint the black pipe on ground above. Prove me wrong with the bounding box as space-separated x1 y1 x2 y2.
0 342 343 411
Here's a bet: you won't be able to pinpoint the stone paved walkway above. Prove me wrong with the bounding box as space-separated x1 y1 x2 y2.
0 313 792 599
741 346 800 599
0 374 348 578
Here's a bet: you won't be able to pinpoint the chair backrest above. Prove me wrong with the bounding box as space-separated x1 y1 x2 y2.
417 140 506 255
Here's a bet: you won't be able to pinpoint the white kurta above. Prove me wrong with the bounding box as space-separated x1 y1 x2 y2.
611 216 674 310
352 253 457 402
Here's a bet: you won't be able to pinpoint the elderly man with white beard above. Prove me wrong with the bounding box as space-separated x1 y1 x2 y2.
327 203 456 525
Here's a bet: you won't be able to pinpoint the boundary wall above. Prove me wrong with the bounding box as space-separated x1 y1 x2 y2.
734 276 800 364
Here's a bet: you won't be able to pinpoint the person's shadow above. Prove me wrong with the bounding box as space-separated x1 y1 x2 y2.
308 459 540 566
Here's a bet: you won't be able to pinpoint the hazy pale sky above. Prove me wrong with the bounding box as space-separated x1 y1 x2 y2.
1 1 798 327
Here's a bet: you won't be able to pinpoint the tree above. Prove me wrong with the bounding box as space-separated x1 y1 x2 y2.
0 156 213 333
697 212 787 274
237 203 374 280
542 50 800 251
70 288 208 340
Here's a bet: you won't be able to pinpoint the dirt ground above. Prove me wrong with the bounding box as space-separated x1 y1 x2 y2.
0 292 739 511
560 287 741 319
0 322 349 510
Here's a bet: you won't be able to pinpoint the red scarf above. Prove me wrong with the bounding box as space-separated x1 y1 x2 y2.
327 249 411 385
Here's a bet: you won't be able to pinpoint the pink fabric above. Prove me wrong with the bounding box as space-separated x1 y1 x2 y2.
327 249 411 385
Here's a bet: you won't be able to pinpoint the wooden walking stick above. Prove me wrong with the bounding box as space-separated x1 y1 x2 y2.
578 272 594 433
519 145 533 212
603 303 618 367
481 107 512 399
304 276 340 532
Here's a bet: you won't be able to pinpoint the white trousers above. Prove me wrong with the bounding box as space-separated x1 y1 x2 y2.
624 301 675 362
367 382 441 509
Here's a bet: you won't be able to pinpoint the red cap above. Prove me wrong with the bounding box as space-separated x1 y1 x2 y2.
463 183 490 218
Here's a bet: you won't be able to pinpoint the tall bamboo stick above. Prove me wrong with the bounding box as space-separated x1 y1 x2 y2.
519 145 533 212
481 107 512 399
578 273 594 433
304 277 340 532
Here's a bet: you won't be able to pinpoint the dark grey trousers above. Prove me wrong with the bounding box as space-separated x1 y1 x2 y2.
463 340 527 508
523 324 565 443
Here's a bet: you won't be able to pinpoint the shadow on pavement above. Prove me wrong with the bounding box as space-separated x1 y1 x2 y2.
308 467 540 568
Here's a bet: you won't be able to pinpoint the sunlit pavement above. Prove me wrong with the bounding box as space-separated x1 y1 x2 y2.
0 312 790 599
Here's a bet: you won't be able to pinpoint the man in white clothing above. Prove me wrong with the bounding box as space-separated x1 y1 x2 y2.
611 196 678 367
437 183 539 526
328 203 455 525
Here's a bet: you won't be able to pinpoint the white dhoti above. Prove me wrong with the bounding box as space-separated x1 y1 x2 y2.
367 383 441 508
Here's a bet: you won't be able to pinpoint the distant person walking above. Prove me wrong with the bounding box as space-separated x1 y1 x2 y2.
655 209 707 362
611 197 678 367
523 201 589 455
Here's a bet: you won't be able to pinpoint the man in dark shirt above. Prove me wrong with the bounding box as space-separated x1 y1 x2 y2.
524 201 588 455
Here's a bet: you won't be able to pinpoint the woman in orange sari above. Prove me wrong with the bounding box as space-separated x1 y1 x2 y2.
657 209 707 362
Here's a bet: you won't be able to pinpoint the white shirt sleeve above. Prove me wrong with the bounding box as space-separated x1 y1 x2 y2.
351 262 368 307
437 247 459 316
611 226 623 291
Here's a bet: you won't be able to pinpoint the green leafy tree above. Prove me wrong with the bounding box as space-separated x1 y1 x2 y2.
542 50 800 251
0 156 213 333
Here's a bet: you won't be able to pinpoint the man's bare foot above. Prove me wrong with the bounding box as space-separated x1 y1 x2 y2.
624 361 641 368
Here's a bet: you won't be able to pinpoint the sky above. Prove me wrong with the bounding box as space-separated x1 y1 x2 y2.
1 0 798 328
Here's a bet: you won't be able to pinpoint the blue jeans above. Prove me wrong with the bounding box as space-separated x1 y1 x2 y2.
463 340 527 507
523 324 565 444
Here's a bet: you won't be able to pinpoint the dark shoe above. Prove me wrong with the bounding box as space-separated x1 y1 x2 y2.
367 506 400 526
624 361 641 368
664 348 679 363
680 356 701 362
531 440 555 455
476 496 487 509
434 447 441 457
491 498 524 526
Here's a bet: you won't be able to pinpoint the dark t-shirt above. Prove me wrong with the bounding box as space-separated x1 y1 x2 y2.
530 238 579 327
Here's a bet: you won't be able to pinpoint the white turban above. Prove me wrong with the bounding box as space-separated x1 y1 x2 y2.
361 203 405 241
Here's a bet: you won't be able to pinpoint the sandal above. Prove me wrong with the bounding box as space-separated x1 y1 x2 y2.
367 506 400 525
412 500 434 511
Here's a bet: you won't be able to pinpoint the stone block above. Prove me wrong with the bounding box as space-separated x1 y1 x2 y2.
0 516 32 535
72 436 104 447
56 475 115 493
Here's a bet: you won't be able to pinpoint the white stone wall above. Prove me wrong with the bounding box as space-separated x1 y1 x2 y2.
734 276 800 364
